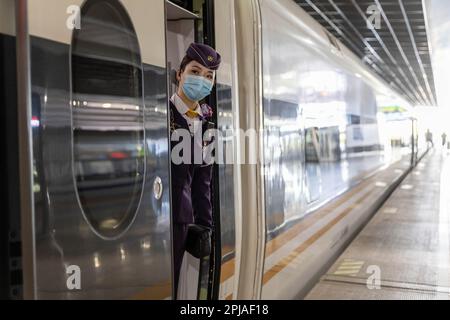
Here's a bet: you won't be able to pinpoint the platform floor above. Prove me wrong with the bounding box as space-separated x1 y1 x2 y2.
306 149 450 299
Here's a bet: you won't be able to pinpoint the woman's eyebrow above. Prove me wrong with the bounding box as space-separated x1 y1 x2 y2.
191 64 213 75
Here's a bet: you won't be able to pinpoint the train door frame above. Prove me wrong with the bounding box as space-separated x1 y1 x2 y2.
202 0 222 301
15 0 37 300
165 0 222 300
234 0 267 300
0 0 32 300
165 0 198 300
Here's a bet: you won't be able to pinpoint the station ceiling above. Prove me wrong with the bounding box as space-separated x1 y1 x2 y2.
296 0 437 106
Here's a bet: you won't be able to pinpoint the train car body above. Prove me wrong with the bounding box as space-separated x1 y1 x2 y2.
230 0 415 299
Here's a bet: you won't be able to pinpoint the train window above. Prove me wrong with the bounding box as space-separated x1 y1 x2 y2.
71 0 144 239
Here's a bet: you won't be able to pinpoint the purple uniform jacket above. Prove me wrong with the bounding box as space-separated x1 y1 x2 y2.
170 101 214 228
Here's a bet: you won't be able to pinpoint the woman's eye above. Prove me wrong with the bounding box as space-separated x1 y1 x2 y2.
192 70 199 75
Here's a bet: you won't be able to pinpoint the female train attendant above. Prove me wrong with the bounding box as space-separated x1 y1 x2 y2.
170 43 221 295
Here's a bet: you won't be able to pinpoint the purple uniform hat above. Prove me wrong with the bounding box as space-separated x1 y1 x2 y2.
186 43 221 70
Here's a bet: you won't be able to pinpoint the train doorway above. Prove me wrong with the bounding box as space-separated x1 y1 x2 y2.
165 0 221 300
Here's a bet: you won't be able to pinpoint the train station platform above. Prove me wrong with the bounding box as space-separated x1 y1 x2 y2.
306 149 450 300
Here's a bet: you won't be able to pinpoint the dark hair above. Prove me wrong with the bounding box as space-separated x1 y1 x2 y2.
179 55 194 73
175 55 194 87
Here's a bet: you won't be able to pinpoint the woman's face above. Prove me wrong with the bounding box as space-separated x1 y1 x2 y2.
177 60 215 88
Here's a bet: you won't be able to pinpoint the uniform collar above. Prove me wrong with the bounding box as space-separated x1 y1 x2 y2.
171 93 203 118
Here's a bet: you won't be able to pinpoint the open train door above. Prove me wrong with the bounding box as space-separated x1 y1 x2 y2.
165 0 240 300
165 0 201 300
165 0 217 300
12 0 174 299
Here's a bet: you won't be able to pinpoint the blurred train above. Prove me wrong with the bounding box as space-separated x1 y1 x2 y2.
0 0 425 300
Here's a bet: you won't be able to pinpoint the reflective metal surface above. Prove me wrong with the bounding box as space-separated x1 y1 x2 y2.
259 0 412 297
215 0 238 300
29 0 172 299
261 0 409 235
